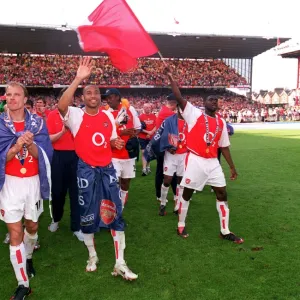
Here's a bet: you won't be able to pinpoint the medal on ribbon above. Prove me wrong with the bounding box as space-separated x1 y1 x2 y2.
204 114 219 153
20 168 27 174
17 144 27 174
178 121 187 150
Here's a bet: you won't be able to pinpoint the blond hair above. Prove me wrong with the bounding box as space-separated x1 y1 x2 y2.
5 82 29 98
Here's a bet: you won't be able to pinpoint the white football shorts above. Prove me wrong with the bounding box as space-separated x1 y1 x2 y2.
0 175 43 223
112 158 136 179
163 151 187 177
181 152 226 191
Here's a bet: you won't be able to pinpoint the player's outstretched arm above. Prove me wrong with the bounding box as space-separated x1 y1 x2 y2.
58 57 94 116
165 69 187 110
220 147 238 180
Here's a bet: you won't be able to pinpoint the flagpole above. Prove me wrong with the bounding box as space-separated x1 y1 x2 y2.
158 51 168 67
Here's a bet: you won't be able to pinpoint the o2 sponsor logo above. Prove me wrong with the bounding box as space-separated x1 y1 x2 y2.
178 132 185 142
92 132 107 148
203 132 216 147
15 150 33 163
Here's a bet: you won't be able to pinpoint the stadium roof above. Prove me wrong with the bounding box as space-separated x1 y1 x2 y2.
277 41 300 58
280 51 300 58
0 25 290 59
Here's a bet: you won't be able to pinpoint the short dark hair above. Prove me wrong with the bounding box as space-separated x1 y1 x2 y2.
83 85 100 94
58 87 68 100
25 99 34 108
37 97 46 105
5 82 28 98
205 95 219 101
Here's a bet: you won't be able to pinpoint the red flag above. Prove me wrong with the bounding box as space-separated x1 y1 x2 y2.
77 0 158 72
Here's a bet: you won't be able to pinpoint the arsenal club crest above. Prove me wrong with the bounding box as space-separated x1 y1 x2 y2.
103 122 108 127
164 167 168 172
185 178 191 184
0 209 4 217
100 199 117 225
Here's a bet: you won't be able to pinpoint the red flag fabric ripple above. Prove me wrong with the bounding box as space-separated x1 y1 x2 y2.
77 0 158 72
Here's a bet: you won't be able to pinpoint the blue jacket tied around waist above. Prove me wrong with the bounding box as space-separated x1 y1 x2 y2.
144 114 179 162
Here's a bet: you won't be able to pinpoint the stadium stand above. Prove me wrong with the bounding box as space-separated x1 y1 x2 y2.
0 54 248 87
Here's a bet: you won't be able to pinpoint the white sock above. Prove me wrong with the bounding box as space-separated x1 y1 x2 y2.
23 229 38 260
216 200 230 235
178 196 190 231
10 243 29 287
120 189 128 207
174 186 184 211
160 184 169 206
111 230 125 264
83 233 97 258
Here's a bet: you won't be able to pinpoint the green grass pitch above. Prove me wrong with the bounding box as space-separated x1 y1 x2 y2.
1 129 300 300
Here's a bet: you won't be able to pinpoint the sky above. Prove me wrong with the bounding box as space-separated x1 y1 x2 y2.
1 0 299 91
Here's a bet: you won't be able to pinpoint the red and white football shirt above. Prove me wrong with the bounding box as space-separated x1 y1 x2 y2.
138 113 156 140
47 109 75 151
176 119 188 154
36 109 51 118
182 102 230 159
63 107 117 167
110 105 141 160
156 105 176 129
6 122 39 177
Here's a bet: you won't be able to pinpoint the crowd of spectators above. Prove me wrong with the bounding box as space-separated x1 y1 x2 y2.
1 52 298 122
0 54 248 87
1 87 299 123
232 106 300 123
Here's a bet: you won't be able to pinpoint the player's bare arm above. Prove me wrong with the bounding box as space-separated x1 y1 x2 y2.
220 147 238 180
49 126 66 143
58 57 94 116
26 143 38 159
119 128 136 136
111 136 125 150
150 127 156 135
23 131 39 159
142 126 155 135
6 136 24 162
165 69 186 110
